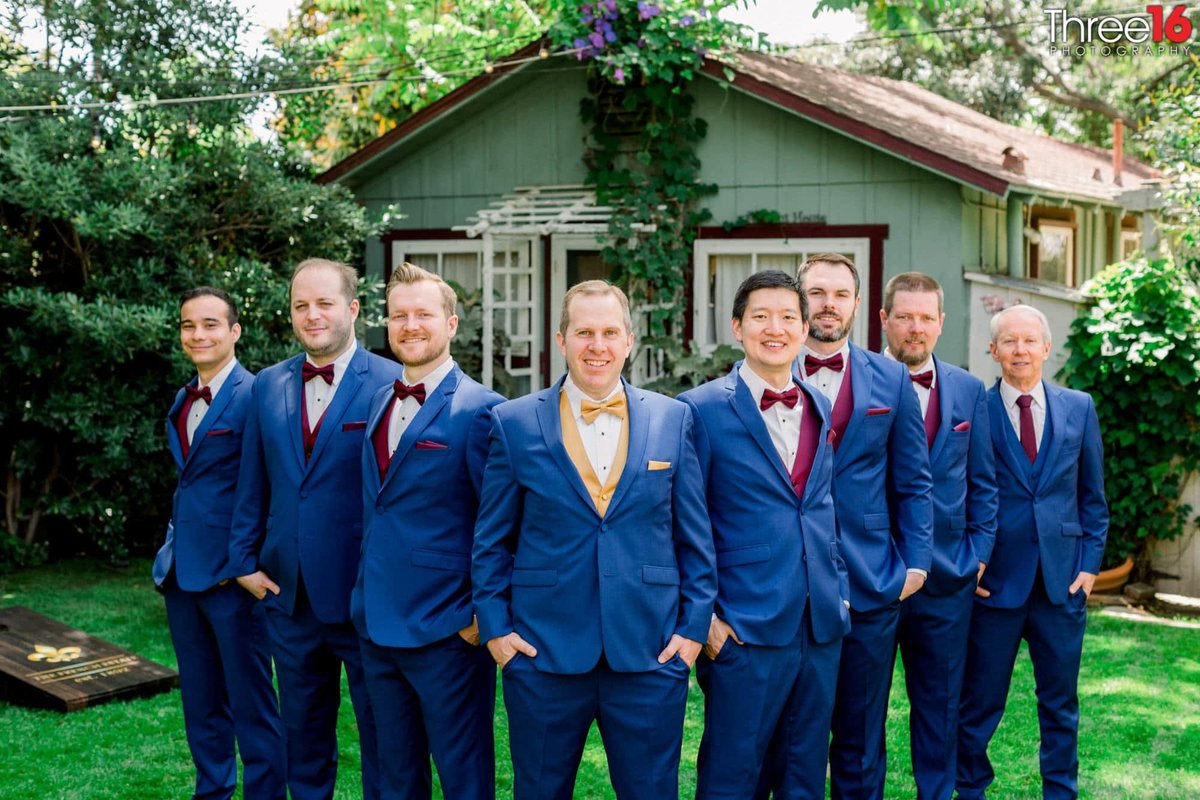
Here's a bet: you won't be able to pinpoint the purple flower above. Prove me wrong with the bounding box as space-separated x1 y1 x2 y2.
638 37 647 48
581 3 592 14
681 15 694 26
588 31 606 49
614 67 626 83
582 12 593 23
603 0 617 13
573 37 586 50
637 2 660 20
604 29 617 43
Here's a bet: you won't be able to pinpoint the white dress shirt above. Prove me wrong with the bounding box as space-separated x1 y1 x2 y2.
562 376 625 481
884 349 936 420
799 343 851 406
739 362 802 472
304 340 358 432
386 357 456 455
998 378 1047 452
185 358 238 445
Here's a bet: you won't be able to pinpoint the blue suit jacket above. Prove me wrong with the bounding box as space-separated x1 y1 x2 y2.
154 363 255 591
978 380 1108 608
228 346 405 624
472 377 718 675
351 363 504 648
921 357 999 596
798 344 934 612
679 365 849 646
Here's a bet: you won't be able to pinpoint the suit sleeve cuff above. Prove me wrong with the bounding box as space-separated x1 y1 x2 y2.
476 607 514 643
906 567 929 578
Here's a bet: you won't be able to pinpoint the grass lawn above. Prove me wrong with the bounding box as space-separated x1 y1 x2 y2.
2 560 1198 799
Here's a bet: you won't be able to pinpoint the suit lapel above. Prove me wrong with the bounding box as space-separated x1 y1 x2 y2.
364 386 393 496
606 380 649 515
285 356 306 468
989 384 1032 491
184 365 244 470
385 366 459 486
306 347 367 473
726 366 793 489
166 386 187 472
927 356 954 464
535 378 598 513
798 380 833 505
834 345 873 467
1035 381 1064 492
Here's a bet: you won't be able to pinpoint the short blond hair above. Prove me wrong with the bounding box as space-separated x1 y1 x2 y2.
291 258 358 303
558 280 633 336
386 262 458 317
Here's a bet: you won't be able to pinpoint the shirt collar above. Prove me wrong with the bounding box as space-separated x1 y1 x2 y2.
738 361 799 408
306 340 358 385
404 357 455 397
198 358 238 398
800 341 850 363
562 375 624 420
999 377 1045 409
883 348 936 387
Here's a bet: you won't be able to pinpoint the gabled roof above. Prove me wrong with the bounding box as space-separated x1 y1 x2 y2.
319 42 1157 204
715 51 1156 203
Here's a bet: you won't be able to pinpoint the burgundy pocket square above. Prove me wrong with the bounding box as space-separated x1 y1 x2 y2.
206 428 233 437
866 407 892 417
416 440 449 450
342 421 367 431
953 421 971 432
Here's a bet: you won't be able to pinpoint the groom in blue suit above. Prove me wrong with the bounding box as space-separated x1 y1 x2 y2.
155 287 286 800
680 271 849 799
352 262 504 800
956 304 1107 800
230 259 403 800
473 280 717 800
879 273 998 799
768 253 934 800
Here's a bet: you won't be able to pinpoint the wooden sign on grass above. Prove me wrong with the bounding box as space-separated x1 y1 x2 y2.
0 606 177 712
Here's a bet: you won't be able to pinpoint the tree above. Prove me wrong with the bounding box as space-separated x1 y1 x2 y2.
270 0 565 170
0 0 377 565
812 0 1194 152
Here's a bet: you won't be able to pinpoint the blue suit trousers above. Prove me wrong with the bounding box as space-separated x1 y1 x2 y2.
163 578 286 800
360 633 496 800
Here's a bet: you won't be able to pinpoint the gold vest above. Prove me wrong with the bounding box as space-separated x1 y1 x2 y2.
559 391 629 516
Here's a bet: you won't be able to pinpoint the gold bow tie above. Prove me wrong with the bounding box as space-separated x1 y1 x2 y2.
581 394 628 424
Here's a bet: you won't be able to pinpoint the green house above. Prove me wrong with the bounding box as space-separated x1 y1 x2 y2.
319 44 1159 394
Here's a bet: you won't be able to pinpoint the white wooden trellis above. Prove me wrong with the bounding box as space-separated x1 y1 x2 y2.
453 184 657 390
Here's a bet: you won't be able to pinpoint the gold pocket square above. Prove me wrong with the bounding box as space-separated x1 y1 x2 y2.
647 460 672 471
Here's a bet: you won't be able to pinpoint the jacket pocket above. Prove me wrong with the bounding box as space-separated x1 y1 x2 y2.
716 544 771 568
863 512 890 531
1061 522 1083 537
411 548 470 572
642 565 681 586
511 568 558 587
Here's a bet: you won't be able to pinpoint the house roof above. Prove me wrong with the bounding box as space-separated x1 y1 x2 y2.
319 43 1157 204
714 51 1156 203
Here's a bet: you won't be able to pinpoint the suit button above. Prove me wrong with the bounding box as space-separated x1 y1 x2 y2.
300 491 309 500
802 554 807 562
600 524 608 534
375 503 384 513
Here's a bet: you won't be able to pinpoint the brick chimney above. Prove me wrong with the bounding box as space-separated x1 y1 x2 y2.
1002 145 1027 175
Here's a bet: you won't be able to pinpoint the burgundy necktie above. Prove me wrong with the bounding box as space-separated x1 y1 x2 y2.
176 385 212 460
393 380 427 405
302 362 335 385
910 370 934 389
804 353 844 376
1016 394 1037 464
760 387 800 412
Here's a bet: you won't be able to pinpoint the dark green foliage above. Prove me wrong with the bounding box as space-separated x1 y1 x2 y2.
0 0 376 559
1061 258 1200 573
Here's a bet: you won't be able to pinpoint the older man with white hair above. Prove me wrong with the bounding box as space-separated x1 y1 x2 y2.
956 303 1108 800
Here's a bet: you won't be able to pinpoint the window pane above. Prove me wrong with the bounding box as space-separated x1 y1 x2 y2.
711 254 753 346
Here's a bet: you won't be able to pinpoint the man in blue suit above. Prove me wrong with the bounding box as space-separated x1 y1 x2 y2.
351 262 504 800
879 272 998 799
679 271 849 799
956 304 1107 800
230 258 403 800
155 287 286 800
472 280 717 800
768 253 934 800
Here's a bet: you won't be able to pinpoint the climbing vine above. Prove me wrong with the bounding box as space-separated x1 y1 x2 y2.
552 1 748 392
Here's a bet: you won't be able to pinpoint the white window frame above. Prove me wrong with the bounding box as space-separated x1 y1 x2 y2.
1034 221 1075 287
692 237 872 352
390 239 485 293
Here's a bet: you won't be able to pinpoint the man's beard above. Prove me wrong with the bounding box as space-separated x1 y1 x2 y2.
895 342 930 367
808 310 856 344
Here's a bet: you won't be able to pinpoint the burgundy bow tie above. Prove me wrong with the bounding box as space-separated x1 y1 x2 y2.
760 387 800 411
393 380 426 405
185 385 212 404
910 370 934 389
804 353 844 376
302 362 335 385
